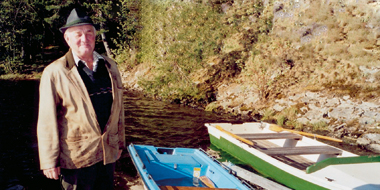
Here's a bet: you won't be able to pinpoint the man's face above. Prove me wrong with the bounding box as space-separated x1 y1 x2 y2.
64 24 96 59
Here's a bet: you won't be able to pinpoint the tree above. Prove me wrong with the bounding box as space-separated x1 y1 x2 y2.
93 0 112 57
0 0 140 74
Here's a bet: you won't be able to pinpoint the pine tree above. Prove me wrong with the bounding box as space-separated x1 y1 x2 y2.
0 0 140 74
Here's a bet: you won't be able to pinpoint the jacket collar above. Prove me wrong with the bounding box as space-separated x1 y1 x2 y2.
65 50 76 70
64 49 110 70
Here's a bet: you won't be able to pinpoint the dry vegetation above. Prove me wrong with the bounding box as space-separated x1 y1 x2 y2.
239 0 380 103
120 0 380 127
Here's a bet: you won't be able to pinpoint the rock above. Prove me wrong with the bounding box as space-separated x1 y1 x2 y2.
359 66 380 83
328 107 354 120
359 116 377 125
305 91 320 99
221 3 231 13
300 106 308 113
366 144 380 154
357 137 371 146
362 111 380 121
362 133 380 144
241 111 251 120
296 117 309 124
328 124 345 132
288 93 304 101
304 109 324 120
357 102 379 110
273 104 285 112
310 118 330 125
323 98 340 107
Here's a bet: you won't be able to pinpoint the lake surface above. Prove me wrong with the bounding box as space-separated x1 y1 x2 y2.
0 79 369 190
114 91 248 189
0 80 245 190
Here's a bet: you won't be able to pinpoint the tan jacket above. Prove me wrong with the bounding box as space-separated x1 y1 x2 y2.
37 50 125 170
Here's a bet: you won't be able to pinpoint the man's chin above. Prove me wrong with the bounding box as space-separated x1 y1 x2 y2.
77 49 94 56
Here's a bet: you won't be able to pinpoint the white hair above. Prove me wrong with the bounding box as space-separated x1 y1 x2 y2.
64 24 96 36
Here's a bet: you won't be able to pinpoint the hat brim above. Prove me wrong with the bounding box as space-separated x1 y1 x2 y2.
59 23 100 33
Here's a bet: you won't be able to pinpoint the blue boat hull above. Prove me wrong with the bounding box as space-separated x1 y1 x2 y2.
127 144 251 190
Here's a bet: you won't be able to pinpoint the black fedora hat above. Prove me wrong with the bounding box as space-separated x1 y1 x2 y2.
59 8 99 33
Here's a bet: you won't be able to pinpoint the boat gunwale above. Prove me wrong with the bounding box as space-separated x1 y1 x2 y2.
128 143 160 190
306 155 380 173
128 144 252 190
205 123 354 190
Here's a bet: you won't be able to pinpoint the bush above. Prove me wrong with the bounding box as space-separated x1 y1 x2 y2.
137 0 224 101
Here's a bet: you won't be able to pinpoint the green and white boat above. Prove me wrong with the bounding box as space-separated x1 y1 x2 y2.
205 122 380 190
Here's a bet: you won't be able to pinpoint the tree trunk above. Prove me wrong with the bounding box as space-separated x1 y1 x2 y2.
100 26 112 58
94 0 112 58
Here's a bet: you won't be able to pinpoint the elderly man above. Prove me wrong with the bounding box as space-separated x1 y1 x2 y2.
37 8 125 190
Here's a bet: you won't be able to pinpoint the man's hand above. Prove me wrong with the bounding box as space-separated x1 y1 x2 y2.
43 167 61 180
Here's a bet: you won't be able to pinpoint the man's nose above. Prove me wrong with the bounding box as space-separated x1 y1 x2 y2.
80 33 87 41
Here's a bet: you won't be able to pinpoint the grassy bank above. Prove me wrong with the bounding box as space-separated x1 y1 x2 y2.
3 0 380 131
117 0 380 129
120 0 271 104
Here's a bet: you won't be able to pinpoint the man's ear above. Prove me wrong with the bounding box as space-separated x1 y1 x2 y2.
64 33 69 44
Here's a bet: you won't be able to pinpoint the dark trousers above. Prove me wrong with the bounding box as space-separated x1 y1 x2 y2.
60 162 115 190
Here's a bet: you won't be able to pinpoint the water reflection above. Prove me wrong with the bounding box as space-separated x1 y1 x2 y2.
117 91 247 190
123 91 242 149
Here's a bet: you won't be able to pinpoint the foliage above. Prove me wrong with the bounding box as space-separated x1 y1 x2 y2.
261 108 275 122
3 0 380 117
135 0 270 103
0 0 40 73
137 0 225 101
111 0 140 51
0 0 139 74
111 0 141 68
312 121 329 132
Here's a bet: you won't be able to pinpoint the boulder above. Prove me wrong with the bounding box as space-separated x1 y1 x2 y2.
367 144 380 154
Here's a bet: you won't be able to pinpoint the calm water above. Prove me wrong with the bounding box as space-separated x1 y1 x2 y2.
114 91 247 189
1 80 368 190
122 91 243 148
0 80 245 190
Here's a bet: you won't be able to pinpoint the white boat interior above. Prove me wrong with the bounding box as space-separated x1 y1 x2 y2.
207 122 380 189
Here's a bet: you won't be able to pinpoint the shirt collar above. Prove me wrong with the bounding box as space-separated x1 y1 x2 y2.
72 51 104 71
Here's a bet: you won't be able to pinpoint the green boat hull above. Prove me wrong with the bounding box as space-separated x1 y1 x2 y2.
209 134 328 190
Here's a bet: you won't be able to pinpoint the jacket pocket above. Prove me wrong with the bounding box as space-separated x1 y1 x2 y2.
107 134 119 149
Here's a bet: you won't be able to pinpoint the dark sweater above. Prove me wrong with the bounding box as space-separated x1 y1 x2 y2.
77 59 113 133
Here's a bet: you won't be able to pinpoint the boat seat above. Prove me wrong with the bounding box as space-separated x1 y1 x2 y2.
235 133 303 140
160 186 237 190
261 146 343 156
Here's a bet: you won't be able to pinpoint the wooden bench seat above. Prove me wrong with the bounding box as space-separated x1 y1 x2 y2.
260 146 343 156
235 133 303 140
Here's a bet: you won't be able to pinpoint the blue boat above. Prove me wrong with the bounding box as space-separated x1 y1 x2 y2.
127 144 252 190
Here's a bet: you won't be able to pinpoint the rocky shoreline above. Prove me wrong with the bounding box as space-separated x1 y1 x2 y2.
119 0 380 155
209 82 380 154
272 91 380 153
122 71 380 154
